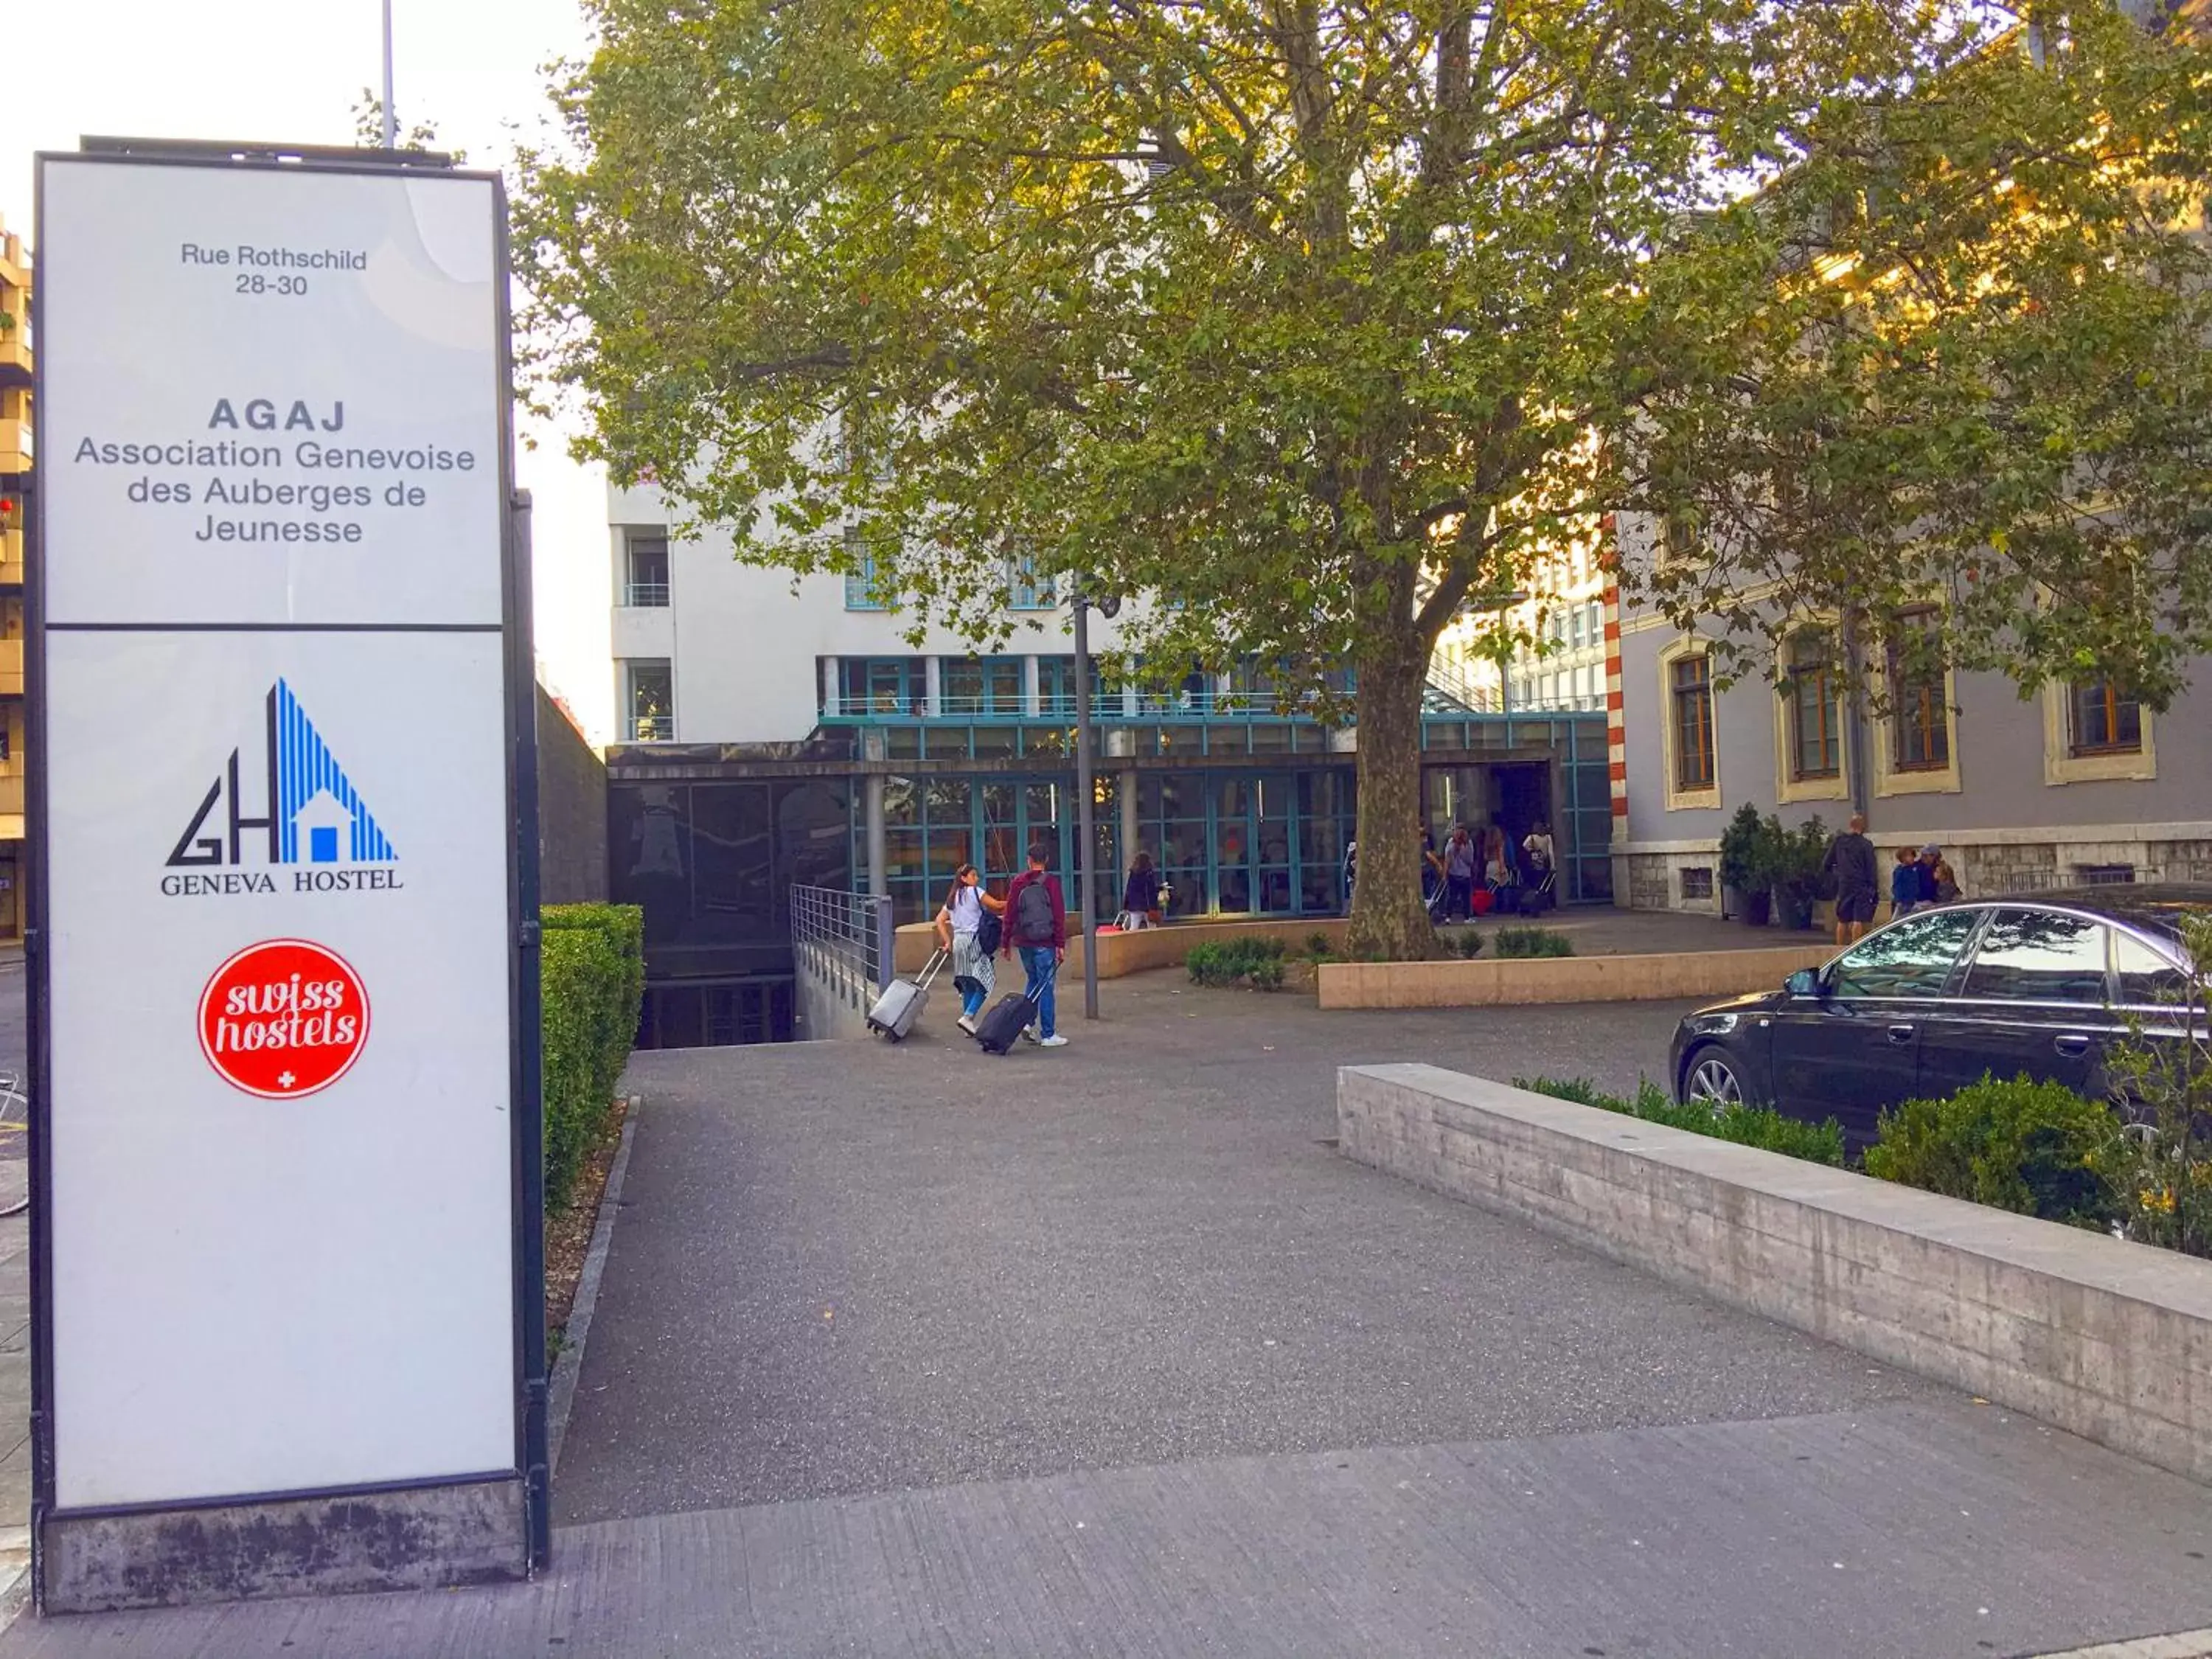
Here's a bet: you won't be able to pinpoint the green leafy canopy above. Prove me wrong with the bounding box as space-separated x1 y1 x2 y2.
516 0 2212 956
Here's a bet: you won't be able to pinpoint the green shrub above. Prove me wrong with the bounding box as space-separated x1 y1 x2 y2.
1306 931 1335 963
1864 1073 2122 1228
1185 936 1287 989
1494 925 1573 959
540 904 645 1211
1513 1075 1846 1166
543 902 646 1026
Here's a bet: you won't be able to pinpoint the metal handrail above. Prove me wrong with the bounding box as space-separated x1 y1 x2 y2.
790 886 898 998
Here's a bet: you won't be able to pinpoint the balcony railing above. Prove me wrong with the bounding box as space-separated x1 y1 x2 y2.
0 773 22 816
825 687 1326 723
630 713 674 742
623 581 670 608
0 641 21 698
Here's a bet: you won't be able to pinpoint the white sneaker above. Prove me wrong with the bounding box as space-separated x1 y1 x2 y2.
956 1015 978 1036
1021 1025 1042 1044
1038 1034 1068 1048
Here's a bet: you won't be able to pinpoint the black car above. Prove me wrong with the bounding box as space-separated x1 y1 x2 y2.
1669 884 2211 1146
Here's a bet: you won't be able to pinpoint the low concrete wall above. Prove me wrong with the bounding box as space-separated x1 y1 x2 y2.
896 917 1348 979
1338 1063 2212 1486
793 937 883 1041
1317 945 1826 1009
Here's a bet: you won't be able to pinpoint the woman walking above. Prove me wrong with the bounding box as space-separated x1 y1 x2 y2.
935 863 1006 1035
1121 850 1164 930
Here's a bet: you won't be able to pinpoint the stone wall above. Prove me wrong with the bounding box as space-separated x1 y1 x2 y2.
1338 1063 2212 1487
537 686 608 905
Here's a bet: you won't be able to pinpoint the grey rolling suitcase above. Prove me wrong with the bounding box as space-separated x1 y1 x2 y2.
866 948 947 1041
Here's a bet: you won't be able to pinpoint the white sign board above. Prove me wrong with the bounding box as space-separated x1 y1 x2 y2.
36 156 524 1510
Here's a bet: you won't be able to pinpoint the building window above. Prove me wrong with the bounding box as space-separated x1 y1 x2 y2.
940 656 1023 717
623 531 669 607
1680 866 1714 901
840 658 923 716
1671 654 1715 791
1009 552 1057 611
2069 677 2141 756
1888 613 1950 771
625 660 673 742
1784 633 1840 780
844 527 888 611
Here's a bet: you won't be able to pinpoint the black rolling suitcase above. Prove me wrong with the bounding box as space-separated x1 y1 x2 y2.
974 984 1041 1054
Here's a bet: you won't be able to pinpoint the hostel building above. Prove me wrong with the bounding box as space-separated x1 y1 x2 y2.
602 478 1614 1045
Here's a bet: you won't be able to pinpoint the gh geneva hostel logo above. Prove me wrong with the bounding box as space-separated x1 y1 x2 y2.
164 679 400 896
198 939 371 1099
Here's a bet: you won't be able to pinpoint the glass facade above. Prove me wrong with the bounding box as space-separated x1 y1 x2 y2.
607 650 1613 1047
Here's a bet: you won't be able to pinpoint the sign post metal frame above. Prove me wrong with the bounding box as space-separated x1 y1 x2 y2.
27 139 547 1610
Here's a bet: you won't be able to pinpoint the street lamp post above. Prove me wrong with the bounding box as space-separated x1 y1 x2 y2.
1071 582 1102 1021
380 1 398 149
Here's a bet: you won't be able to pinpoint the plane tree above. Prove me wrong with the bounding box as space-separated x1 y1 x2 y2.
518 0 2212 958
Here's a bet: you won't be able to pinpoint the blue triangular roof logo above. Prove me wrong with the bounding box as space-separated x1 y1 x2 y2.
274 680 396 864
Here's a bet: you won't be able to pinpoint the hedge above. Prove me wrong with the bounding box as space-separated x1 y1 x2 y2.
1186 937 1287 990
1515 1075 1847 1166
541 903 644 1210
1863 1073 2122 1231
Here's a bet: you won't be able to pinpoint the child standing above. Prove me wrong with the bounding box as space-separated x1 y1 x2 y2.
1890 847 1921 921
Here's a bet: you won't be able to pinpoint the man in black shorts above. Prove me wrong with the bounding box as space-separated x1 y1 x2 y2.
1820 812 1879 946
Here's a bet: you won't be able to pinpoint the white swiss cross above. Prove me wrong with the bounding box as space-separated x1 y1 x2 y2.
277 1071 296 1090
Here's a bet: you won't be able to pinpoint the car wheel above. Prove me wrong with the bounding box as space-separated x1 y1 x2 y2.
1683 1048 1744 1110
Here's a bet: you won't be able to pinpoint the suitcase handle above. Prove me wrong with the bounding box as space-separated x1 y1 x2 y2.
914 947 950 990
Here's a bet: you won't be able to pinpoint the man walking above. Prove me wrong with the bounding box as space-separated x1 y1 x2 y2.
1821 812 1879 946
1001 841 1069 1047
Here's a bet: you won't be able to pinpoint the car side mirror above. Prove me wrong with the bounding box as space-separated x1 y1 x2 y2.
1785 969 1822 998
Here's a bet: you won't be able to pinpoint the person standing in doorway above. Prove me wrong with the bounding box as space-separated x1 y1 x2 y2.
1442 825 1478 922
1821 813 1879 946
1522 820 1557 911
935 863 1006 1035
1001 841 1069 1047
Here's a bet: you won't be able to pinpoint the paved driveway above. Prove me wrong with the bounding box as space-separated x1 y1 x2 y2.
7 984 2211 1657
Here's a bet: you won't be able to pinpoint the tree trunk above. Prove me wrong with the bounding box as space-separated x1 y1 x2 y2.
1346 633 1439 961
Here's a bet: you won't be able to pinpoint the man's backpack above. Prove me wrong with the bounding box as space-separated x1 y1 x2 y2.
1015 877 1057 945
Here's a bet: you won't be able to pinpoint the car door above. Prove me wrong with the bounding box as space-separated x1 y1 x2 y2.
1915 907 2114 1102
1768 907 1983 1146
2102 926 2202 1112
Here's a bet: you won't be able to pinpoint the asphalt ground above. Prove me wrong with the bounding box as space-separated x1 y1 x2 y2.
554 984 1921 1522
7 976 2211 1656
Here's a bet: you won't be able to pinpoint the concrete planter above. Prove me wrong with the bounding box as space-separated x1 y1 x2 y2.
1316 945 1828 1009
1338 1063 2212 1486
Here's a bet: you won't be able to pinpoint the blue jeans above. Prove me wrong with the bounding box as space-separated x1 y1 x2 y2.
1020 947 1059 1038
952 932 993 1018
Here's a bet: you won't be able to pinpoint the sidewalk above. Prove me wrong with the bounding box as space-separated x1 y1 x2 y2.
0 1160 21 1591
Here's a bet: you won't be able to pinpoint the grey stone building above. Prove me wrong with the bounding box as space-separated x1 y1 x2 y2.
1604 514 2212 914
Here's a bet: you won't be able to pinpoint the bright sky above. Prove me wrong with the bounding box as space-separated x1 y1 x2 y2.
2 1 616 743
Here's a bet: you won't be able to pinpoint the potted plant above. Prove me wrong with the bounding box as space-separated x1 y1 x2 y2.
1717 802 1768 926
1769 814 1831 931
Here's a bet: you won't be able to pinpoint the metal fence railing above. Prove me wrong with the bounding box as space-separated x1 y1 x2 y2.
790 886 898 1020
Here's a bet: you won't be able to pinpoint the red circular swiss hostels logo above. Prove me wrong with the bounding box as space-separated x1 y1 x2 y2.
197 939 371 1099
